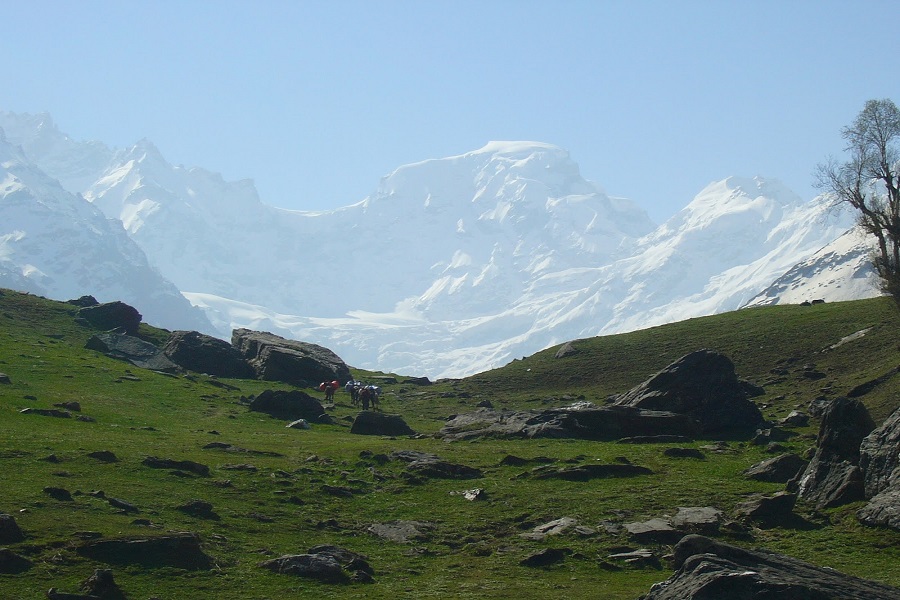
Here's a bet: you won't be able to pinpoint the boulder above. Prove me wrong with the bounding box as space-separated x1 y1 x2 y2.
859 405 900 499
670 507 723 536
793 397 874 509
162 330 254 378
406 459 483 480
856 405 900 531
366 521 434 543
554 341 579 359
438 404 700 442
76 301 142 335
232 329 351 386
613 350 765 435
44 486 73 501
85 332 179 372
76 532 212 570
640 534 900 599
743 453 808 483
350 411 416 436
857 488 900 531
67 295 99 308
0 373 10 384
80 568 126 600
780 410 810 427
0 513 25 543
248 389 326 422
142 456 210 476
260 545 374 584
0 548 32 573
624 518 684 544
734 491 797 527
520 548 568 567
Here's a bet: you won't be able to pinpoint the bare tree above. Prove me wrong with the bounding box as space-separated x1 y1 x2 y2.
817 98 900 298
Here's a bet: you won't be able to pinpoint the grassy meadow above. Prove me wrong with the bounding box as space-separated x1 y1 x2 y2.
1 289 899 599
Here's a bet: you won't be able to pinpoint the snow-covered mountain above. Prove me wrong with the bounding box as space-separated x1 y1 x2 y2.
0 118 213 332
0 110 883 378
746 225 881 306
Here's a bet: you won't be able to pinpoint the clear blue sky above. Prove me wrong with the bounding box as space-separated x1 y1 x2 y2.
3 0 899 222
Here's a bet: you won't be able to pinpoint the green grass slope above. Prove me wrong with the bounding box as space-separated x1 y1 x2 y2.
1 289 899 599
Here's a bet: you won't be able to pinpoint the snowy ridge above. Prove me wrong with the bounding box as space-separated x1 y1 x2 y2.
0 130 212 332
0 110 883 378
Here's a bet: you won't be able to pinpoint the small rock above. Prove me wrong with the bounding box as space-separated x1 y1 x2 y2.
43 486 73 501
0 513 25 543
520 547 568 567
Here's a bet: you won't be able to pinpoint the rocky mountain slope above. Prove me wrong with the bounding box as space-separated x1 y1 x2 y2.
0 126 211 332
0 111 882 377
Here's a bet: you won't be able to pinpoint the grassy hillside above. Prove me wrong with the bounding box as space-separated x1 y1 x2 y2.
1 289 899 599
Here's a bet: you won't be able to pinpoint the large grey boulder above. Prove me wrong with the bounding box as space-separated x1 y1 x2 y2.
249 389 327 422
640 535 900 599
860 405 900 499
232 329 351 386
743 453 808 483
613 349 765 435
792 397 874 509
259 545 374 583
162 330 254 378
350 411 416 436
857 405 900 531
85 332 179 372
76 301 142 335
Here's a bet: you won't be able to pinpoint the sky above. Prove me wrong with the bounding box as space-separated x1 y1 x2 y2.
3 0 899 223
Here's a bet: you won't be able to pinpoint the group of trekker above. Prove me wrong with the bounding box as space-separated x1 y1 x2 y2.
319 379 382 410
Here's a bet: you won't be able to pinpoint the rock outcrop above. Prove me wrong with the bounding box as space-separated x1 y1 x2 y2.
248 389 327 422
640 535 900 599
792 396 874 509
858 405 900 531
232 329 352 386
76 532 212 570
76 301 142 335
350 411 416 436
613 349 765 435
85 332 179 372
162 330 254 378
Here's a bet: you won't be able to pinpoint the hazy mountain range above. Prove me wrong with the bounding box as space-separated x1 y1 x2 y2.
0 111 882 378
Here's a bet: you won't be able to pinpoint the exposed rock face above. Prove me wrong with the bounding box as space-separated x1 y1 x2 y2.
858 405 900 531
613 350 765 435
437 404 700 442
350 411 416 436
860 405 900 499
85 332 179 372
733 491 797 527
743 453 808 483
76 532 212 570
793 397 874 509
232 329 352 386
162 330 254 378
858 488 900 531
640 535 900 599
248 389 327 422
76 301 142 335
